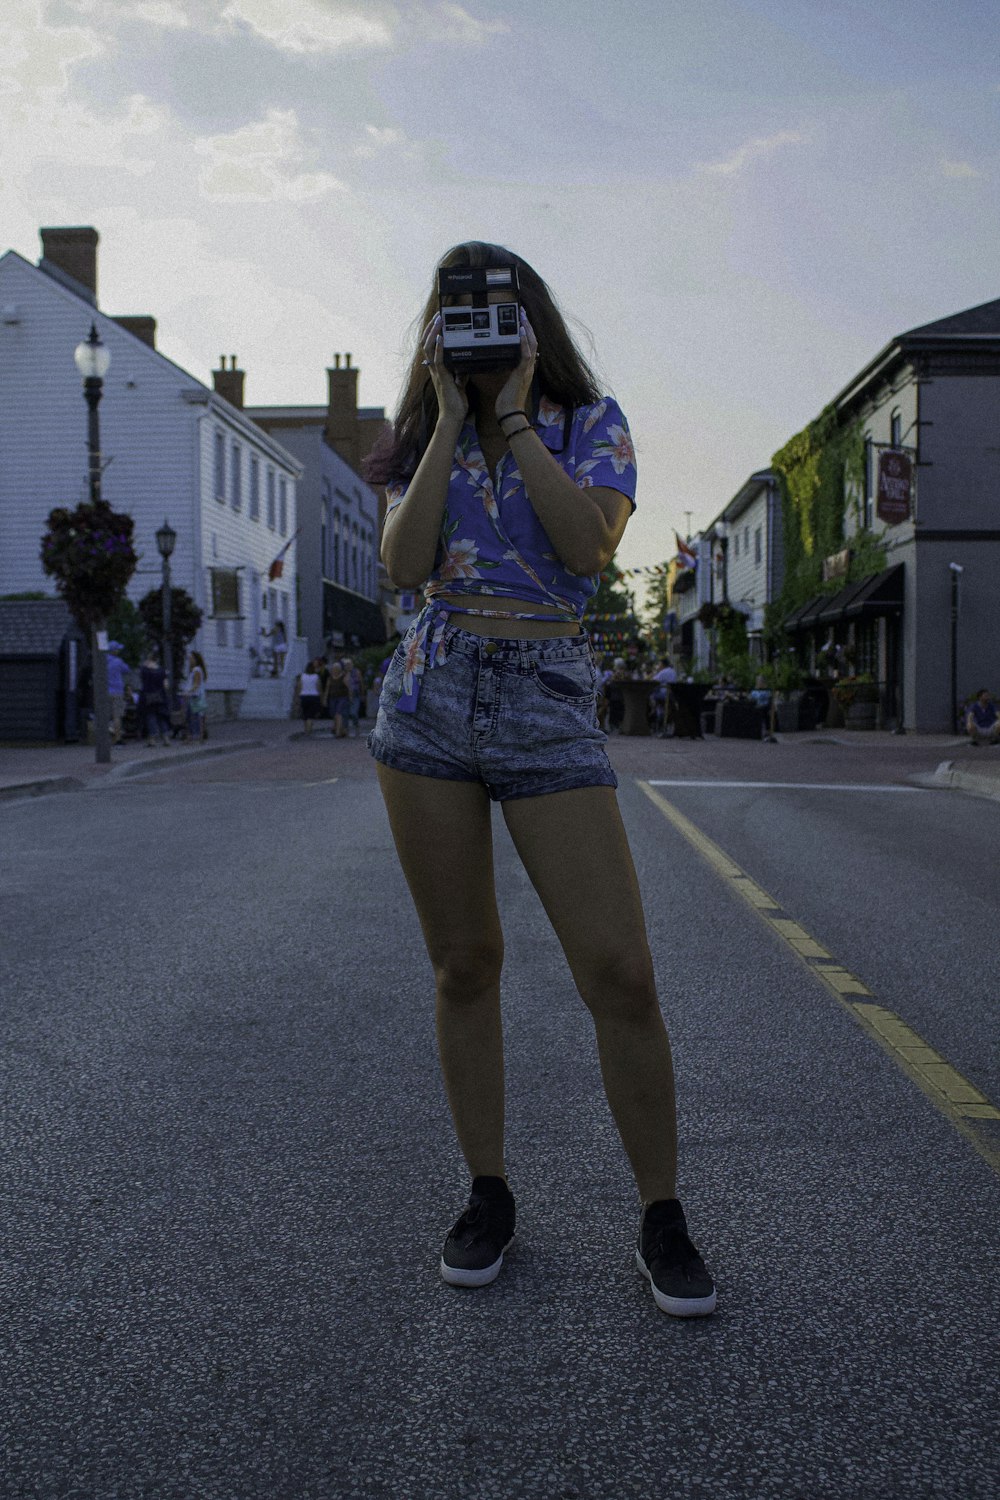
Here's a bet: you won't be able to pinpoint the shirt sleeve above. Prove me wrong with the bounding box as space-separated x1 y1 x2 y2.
571 398 637 510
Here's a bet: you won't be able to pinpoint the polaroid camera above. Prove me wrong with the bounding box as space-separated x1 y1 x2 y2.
438 264 521 373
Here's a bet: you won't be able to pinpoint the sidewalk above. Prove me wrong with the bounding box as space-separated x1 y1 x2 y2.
0 718 292 800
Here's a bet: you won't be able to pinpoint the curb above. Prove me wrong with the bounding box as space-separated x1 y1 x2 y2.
100 739 267 783
0 776 86 804
0 740 267 804
928 758 1000 804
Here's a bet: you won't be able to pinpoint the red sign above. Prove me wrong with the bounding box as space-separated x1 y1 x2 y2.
877 450 912 525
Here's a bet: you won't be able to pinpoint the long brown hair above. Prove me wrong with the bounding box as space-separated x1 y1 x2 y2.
364 242 602 486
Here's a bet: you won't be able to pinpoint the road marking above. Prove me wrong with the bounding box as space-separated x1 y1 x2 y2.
304 777 340 786
647 780 921 792
638 781 1000 1176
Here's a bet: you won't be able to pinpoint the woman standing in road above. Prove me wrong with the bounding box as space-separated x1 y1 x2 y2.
366 242 715 1316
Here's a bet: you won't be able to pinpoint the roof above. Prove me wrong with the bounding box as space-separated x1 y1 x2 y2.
834 294 1000 414
724 470 776 524
0 599 80 657
901 297 1000 340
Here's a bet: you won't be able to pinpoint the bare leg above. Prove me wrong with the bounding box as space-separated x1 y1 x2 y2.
502 786 677 1204
375 765 507 1179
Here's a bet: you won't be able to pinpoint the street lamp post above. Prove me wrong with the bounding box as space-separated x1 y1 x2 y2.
73 323 112 765
156 520 177 703
949 563 963 733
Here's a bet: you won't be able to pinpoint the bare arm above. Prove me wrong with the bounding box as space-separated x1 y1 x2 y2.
380 313 468 590
504 429 631 575
494 314 631 576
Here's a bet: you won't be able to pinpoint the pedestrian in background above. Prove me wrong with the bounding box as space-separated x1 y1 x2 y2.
106 640 130 745
299 658 322 735
343 657 364 738
184 651 208 742
324 659 349 738
966 688 1000 746
139 653 170 747
366 239 715 1317
270 619 287 677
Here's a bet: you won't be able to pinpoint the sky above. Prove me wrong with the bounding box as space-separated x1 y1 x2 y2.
2 0 998 571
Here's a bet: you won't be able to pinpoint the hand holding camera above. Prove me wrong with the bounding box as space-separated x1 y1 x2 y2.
494 308 538 424
422 312 469 426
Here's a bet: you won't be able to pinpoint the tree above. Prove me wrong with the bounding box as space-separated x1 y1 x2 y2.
583 557 640 655
642 566 672 656
138 587 203 684
106 595 149 668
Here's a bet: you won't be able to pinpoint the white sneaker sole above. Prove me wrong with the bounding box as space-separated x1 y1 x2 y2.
636 1249 717 1317
440 1236 515 1288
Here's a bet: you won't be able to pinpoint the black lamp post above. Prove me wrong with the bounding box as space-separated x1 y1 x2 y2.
156 519 177 697
73 323 112 764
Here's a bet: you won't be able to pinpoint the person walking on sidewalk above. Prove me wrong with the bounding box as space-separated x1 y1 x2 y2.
299 659 322 735
139 654 170 747
366 240 716 1317
184 651 208 742
106 640 130 745
325 660 350 738
343 657 364 738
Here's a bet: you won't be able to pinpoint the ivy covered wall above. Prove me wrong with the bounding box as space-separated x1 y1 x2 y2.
771 404 885 614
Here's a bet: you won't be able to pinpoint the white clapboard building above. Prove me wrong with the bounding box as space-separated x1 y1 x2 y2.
0 227 304 720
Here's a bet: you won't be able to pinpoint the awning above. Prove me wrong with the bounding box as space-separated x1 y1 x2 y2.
815 576 872 626
843 564 904 618
783 594 826 631
322 582 386 644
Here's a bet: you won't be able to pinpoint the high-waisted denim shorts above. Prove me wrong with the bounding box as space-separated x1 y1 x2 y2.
367 623 617 802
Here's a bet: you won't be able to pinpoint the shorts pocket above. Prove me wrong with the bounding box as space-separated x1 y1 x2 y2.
530 658 596 704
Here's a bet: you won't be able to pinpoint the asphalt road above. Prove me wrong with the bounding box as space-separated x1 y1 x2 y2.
2 734 998 1500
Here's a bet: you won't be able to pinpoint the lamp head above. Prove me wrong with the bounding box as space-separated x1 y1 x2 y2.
155 519 177 559
74 322 111 381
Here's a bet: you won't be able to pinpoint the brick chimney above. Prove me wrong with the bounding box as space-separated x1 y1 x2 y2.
39 226 99 302
213 355 246 410
325 352 360 473
113 315 157 349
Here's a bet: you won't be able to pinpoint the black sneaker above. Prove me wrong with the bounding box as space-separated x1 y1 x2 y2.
636 1199 717 1317
440 1176 516 1288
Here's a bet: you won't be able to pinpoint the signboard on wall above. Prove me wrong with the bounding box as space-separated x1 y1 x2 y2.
877 450 912 526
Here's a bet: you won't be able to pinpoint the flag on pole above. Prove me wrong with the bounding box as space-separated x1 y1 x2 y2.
268 531 299 580
674 532 697 571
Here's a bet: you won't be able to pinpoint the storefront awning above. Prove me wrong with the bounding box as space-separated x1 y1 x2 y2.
815 576 872 625
783 594 826 631
843 564 904 618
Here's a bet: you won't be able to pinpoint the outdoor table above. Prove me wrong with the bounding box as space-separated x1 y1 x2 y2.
669 682 710 739
618 679 655 736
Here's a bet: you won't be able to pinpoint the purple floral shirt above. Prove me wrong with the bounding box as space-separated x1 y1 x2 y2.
385 395 637 711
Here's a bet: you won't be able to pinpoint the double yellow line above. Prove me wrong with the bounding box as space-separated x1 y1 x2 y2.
639 782 1000 1177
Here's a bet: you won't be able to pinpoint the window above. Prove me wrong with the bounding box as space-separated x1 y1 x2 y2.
216 619 228 648
321 496 330 578
352 522 359 588
214 429 226 501
733 532 739 558
890 409 902 448
250 454 260 520
278 477 287 536
266 467 276 529
744 525 750 553
333 510 341 581
754 526 762 566
210 567 241 618
231 441 242 510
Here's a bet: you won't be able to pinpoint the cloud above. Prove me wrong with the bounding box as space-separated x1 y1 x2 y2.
1 1 106 99
940 157 982 179
353 124 419 160
127 1 192 26
417 2 509 44
195 108 346 201
697 130 809 176
219 0 394 55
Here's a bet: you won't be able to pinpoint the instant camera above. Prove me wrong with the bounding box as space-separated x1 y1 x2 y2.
438 264 521 372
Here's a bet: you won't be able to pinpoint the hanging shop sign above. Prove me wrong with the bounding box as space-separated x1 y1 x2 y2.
877 450 912 526
822 547 852 582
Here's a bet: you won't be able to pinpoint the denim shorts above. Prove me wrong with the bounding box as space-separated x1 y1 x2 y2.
367 623 617 801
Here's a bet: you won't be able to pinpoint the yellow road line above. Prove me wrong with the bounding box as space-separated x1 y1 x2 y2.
638 781 1000 1176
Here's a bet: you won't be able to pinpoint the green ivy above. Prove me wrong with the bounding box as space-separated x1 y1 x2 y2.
771 406 884 614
